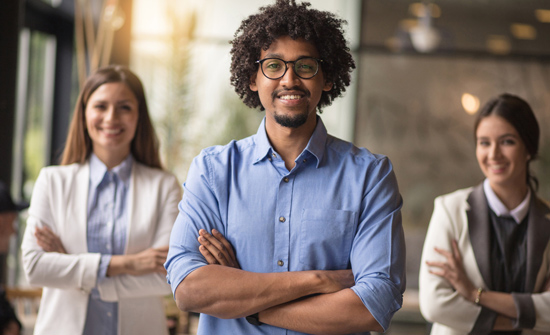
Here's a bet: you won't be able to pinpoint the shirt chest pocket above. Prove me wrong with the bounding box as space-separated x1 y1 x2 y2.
299 208 356 270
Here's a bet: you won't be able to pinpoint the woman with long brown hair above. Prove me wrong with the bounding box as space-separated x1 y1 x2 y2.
21 65 181 335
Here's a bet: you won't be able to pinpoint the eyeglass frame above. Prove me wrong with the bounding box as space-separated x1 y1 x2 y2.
255 57 324 80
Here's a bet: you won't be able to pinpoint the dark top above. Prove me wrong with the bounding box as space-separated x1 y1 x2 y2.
488 210 528 335
0 286 21 333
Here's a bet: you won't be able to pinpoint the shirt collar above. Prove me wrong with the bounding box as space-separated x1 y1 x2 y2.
483 178 530 224
89 153 133 188
252 116 328 168
252 118 272 164
302 116 327 168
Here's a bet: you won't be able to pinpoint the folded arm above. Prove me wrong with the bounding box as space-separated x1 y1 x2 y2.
176 262 354 319
22 216 101 291
426 240 550 331
167 153 404 333
197 229 382 333
420 195 550 332
25 170 181 301
94 173 182 301
426 239 518 319
261 289 382 334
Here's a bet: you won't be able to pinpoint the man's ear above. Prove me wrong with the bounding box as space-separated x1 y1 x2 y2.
323 81 333 92
249 73 258 92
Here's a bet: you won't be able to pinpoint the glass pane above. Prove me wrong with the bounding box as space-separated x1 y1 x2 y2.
11 29 57 288
24 32 56 185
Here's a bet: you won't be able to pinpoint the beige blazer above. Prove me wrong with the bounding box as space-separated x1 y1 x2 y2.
419 185 550 335
21 161 181 335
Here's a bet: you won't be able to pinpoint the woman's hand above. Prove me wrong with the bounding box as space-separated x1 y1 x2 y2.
425 239 477 302
107 246 168 277
35 226 67 254
198 229 240 269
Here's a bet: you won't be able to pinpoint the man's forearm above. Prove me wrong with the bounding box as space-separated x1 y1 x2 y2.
260 288 383 334
175 265 351 319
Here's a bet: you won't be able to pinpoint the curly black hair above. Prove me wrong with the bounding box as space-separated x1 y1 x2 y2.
230 0 356 112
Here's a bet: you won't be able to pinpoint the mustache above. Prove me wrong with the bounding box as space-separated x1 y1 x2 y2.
271 87 310 100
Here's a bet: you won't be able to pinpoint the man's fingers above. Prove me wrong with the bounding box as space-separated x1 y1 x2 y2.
199 232 229 259
199 245 219 265
199 236 231 265
213 229 237 260
201 230 226 252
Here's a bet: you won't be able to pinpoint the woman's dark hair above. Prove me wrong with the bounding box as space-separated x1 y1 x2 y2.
61 65 163 169
230 0 355 112
474 93 540 190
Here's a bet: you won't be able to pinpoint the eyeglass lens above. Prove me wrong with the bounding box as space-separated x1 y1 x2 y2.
261 58 319 79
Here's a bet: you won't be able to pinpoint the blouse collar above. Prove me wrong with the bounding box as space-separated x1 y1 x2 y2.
483 178 530 224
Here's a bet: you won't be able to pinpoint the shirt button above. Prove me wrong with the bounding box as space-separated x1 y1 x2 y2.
268 157 272 161
272 153 277 157
279 216 286 223
277 260 284 266
106 244 111 250
107 312 112 317
303 159 307 163
283 177 289 183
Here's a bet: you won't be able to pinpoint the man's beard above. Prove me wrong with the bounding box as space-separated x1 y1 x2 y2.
273 106 310 128
271 87 312 128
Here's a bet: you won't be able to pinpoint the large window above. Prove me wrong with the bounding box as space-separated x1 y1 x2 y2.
9 29 57 287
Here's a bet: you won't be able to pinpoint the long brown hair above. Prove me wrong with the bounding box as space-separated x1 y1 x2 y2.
61 65 163 169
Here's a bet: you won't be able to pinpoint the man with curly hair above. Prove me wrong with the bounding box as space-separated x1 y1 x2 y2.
166 1 406 334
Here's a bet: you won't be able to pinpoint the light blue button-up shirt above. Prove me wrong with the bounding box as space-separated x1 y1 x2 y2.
83 154 132 335
166 117 406 334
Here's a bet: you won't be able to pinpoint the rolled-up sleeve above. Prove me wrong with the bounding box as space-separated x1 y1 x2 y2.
165 153 225 295
512 293 536 329
350 157 406 331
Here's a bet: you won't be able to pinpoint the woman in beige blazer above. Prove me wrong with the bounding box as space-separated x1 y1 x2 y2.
21 66 181 335
419 93 550 335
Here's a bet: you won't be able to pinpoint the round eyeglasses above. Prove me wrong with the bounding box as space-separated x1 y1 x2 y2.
255 57 323 80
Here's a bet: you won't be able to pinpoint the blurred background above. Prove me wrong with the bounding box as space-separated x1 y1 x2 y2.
1 0 549 334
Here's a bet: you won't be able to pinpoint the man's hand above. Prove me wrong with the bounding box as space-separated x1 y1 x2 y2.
35 226 67 254
108 246 169 276
198 229 240 268
316 269 355 294
197 228 355 292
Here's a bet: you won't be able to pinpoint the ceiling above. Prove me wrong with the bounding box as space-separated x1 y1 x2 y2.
361 0 550 58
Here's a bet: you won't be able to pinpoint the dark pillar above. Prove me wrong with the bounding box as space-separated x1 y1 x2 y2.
0 0 24 187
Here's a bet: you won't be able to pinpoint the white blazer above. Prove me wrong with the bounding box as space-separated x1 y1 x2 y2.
419 185 550 335
21 161 182 335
